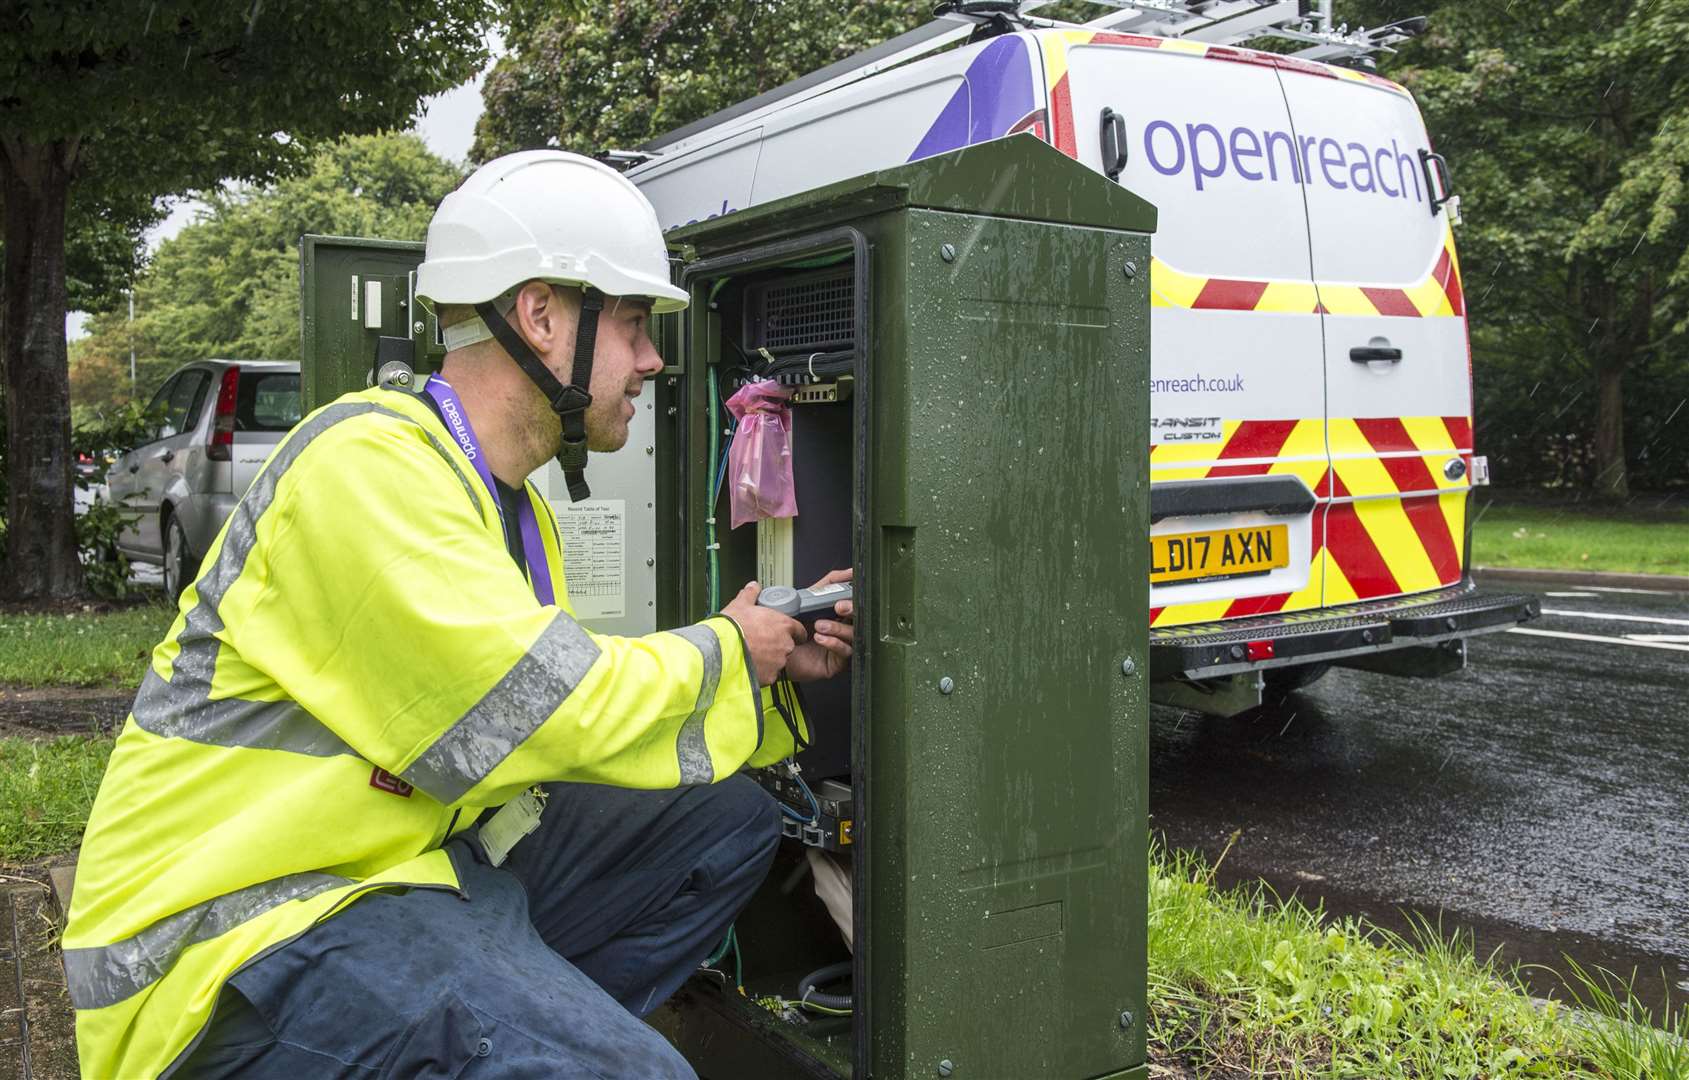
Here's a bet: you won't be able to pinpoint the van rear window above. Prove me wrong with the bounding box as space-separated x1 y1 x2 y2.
238 372 301 433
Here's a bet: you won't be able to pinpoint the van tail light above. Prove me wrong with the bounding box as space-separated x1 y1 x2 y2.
208 366 240 462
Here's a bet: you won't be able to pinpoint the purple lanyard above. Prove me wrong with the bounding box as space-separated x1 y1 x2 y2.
423 375 556 605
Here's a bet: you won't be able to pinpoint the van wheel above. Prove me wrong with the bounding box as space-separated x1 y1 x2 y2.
1263 662 1332 697
163 515 200 603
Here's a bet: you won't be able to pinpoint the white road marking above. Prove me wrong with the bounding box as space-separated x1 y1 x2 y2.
1540 608 1689 628
1508 627 1689 653
1544 591 1599 598
1628 634 1689 644
1582 585 1679 596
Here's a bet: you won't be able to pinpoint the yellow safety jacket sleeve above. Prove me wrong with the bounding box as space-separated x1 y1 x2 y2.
156 397 800 809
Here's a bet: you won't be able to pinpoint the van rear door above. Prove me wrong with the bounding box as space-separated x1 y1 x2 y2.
1275 68 1471 605
1056 33 1328 626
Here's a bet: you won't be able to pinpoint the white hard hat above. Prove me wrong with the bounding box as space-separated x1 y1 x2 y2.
415 150 687 313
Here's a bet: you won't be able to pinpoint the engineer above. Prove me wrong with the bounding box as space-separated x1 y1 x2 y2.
63 150 855 1079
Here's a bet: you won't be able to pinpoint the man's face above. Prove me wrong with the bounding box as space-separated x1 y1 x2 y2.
518 285 663 455
580 296 662 452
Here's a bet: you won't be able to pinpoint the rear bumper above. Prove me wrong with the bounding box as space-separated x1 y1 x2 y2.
1149 584 1541 682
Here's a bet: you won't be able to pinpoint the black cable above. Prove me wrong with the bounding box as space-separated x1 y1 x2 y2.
771 676 809 752
796 961 853 1012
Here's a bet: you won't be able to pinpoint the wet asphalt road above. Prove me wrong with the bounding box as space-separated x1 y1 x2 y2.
1149 574 1689 1018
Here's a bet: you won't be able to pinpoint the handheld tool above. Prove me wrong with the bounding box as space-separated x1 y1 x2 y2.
757 582 853 617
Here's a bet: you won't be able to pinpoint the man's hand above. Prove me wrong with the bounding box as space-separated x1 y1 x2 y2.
722 581 806 686
784 568 855 684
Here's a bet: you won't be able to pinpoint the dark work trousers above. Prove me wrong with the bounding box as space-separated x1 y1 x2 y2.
172 776 778 1079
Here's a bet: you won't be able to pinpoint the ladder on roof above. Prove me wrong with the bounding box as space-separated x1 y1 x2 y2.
636 1 1422 158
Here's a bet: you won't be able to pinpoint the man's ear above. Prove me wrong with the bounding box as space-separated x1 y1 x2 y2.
511 281 559 350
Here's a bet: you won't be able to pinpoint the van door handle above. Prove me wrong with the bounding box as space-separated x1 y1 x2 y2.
161 450 175 464
1100 107 1128 181
1350 346 1403 363
127 464 140 474
1418 148 1456 218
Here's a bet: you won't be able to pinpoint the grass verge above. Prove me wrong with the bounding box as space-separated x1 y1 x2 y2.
0 734 113 861
4 739 1681 1078
1148 844 1686 1078
0 602 174 687
1472 499 1689 576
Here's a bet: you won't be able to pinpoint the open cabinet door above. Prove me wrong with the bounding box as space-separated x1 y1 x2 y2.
298 234 658 636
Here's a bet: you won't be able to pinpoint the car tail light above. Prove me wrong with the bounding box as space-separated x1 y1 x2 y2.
208 366 240 461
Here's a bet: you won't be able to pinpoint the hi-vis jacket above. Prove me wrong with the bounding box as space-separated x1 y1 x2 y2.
63 386 802 1078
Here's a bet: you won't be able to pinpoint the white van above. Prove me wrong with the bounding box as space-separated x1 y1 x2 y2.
628 23 1537 711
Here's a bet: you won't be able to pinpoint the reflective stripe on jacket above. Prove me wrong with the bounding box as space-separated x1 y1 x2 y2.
63 386 802 1078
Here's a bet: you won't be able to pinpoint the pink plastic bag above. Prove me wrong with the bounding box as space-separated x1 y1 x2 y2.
725 380 798 529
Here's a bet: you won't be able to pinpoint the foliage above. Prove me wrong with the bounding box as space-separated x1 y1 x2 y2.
0 403 160 599
1358 0 1689 496
475 0 929 159
1562 959 1689 1080
1148 846 1587 1077
72 403 160 599
0 604 173 688
0 735 115 861
1 0 496 601
68 133 462 413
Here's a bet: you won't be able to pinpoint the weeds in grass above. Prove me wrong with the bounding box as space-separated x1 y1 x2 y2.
1148 846 1584 1077
0 734 114 861
0 603 174 687
1560 959 1689 1080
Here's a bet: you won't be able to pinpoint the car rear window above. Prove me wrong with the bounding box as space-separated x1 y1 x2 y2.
238 371 301 433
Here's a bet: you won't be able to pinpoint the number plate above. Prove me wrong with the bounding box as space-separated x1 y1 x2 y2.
1150 524 1290 585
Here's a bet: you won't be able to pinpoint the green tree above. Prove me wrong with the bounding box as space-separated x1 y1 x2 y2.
474 0 928 159
69 133 463 413
1366 0 1689 498
1 2 494 602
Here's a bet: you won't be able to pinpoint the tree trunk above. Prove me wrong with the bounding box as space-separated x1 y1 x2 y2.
1591 358 1629 501
0 135 83 600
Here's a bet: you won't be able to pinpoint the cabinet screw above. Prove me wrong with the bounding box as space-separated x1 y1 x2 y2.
937 1060 955 1077
940 243 957 263
938 676 955 695
1123 260 1138 279
1121 657 1136 677
1119 1010 1135 1031
646 557 655 567
412 321 424 334
646 446 655 456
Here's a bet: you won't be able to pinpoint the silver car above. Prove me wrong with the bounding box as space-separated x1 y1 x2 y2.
109 360 301 600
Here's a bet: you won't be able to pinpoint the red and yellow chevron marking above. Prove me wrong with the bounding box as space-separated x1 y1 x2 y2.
1149 225 1465 319
1148 414 1472 629
1040 29 1409 159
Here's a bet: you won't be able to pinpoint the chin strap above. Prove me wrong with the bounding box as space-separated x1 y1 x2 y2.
474 287 603 502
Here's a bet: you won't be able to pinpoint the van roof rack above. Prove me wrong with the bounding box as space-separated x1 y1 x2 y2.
636 2 1421 158
1077 2 1424 65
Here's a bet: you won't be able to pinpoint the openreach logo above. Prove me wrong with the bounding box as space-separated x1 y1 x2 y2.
1143 120 1427 201
439 396 478 460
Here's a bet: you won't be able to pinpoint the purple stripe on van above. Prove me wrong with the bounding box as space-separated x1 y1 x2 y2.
908 35 1035 161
